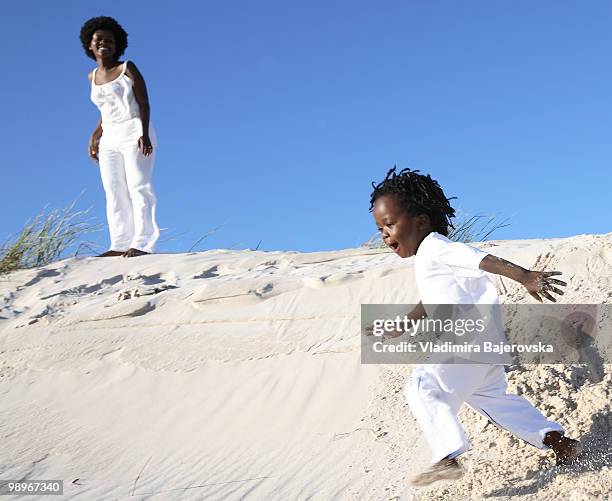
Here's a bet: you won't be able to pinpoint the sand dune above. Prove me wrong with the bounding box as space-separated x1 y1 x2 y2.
1 234 611 500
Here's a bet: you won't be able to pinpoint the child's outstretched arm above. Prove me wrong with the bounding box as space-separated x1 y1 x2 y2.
479 255 567 302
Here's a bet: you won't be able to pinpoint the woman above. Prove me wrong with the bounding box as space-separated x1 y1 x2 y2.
80 16 159 257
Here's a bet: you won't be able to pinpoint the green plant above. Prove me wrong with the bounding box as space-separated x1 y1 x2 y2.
0 200 101 274
448 214 511 243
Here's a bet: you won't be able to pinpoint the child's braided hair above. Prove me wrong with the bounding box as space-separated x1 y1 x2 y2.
369 166 456 236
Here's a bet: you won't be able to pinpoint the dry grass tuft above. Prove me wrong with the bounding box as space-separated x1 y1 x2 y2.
0 200 101 274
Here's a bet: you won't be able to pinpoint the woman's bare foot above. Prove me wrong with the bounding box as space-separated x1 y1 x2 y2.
97 250 124 257
543 431 582 466
407 457 463 487
123 248 149 258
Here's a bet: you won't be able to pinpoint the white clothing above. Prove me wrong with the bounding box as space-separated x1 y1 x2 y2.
98 142 159 253
407 232 564 463
415 232 498 306
91 60 146 147
406 364 564 463
90 61 159 252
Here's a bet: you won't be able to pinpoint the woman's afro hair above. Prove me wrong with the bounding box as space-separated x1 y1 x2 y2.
370 166 456 236
80 16 128 61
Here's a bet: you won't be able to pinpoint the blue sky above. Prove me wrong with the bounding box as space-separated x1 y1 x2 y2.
1 1 611 253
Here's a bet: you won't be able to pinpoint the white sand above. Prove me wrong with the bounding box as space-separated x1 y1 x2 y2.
0 234 610 500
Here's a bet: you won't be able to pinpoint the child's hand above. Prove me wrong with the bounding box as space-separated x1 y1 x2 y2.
521 270 567 303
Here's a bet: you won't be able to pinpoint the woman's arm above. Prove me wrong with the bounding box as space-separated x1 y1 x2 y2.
92 117 103 137
88 118 103 162
87 72 103 162
125 61 153 156
479 254 566 302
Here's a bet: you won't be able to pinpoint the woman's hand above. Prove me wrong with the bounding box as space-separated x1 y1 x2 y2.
88 133 101 163
520 270 567 303
138 135 154 157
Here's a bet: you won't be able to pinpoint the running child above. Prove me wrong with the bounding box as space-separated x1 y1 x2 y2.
370 166 581 486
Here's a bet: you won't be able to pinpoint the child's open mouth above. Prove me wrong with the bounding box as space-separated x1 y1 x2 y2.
388 242 400 253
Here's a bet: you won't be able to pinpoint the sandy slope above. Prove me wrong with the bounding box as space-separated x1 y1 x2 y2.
0 234 611 500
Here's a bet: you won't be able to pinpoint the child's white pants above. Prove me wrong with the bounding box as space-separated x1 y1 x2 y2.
98 141 159 253
405 364 564 464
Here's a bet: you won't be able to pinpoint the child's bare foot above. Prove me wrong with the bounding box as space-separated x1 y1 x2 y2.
543 431 582 466
97 250 124 257
407 457 463 487
123 248 149 258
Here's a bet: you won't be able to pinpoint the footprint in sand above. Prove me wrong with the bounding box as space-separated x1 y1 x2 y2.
192 262 248 280
22 268 62 288
191 271 367 310
16 302 73 328
115 272 179 300
40 275 124 300
123 272 177 286
117 284 178 301
190 278 302 310
193 265 220 279
72 299 156 323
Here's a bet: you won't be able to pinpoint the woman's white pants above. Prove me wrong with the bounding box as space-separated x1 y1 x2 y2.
405 364 564 464
98 142 159 253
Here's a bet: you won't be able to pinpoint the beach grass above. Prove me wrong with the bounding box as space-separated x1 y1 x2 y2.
0 200 101 274
364 213 511 248
447 214 511 243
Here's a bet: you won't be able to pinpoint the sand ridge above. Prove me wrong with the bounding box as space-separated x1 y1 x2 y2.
0 234 610 499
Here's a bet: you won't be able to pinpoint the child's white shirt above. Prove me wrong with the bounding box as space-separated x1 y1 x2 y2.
414 232 498 306
410 233 564 462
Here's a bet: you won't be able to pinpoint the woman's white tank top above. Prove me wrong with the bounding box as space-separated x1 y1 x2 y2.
90 60 155 147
